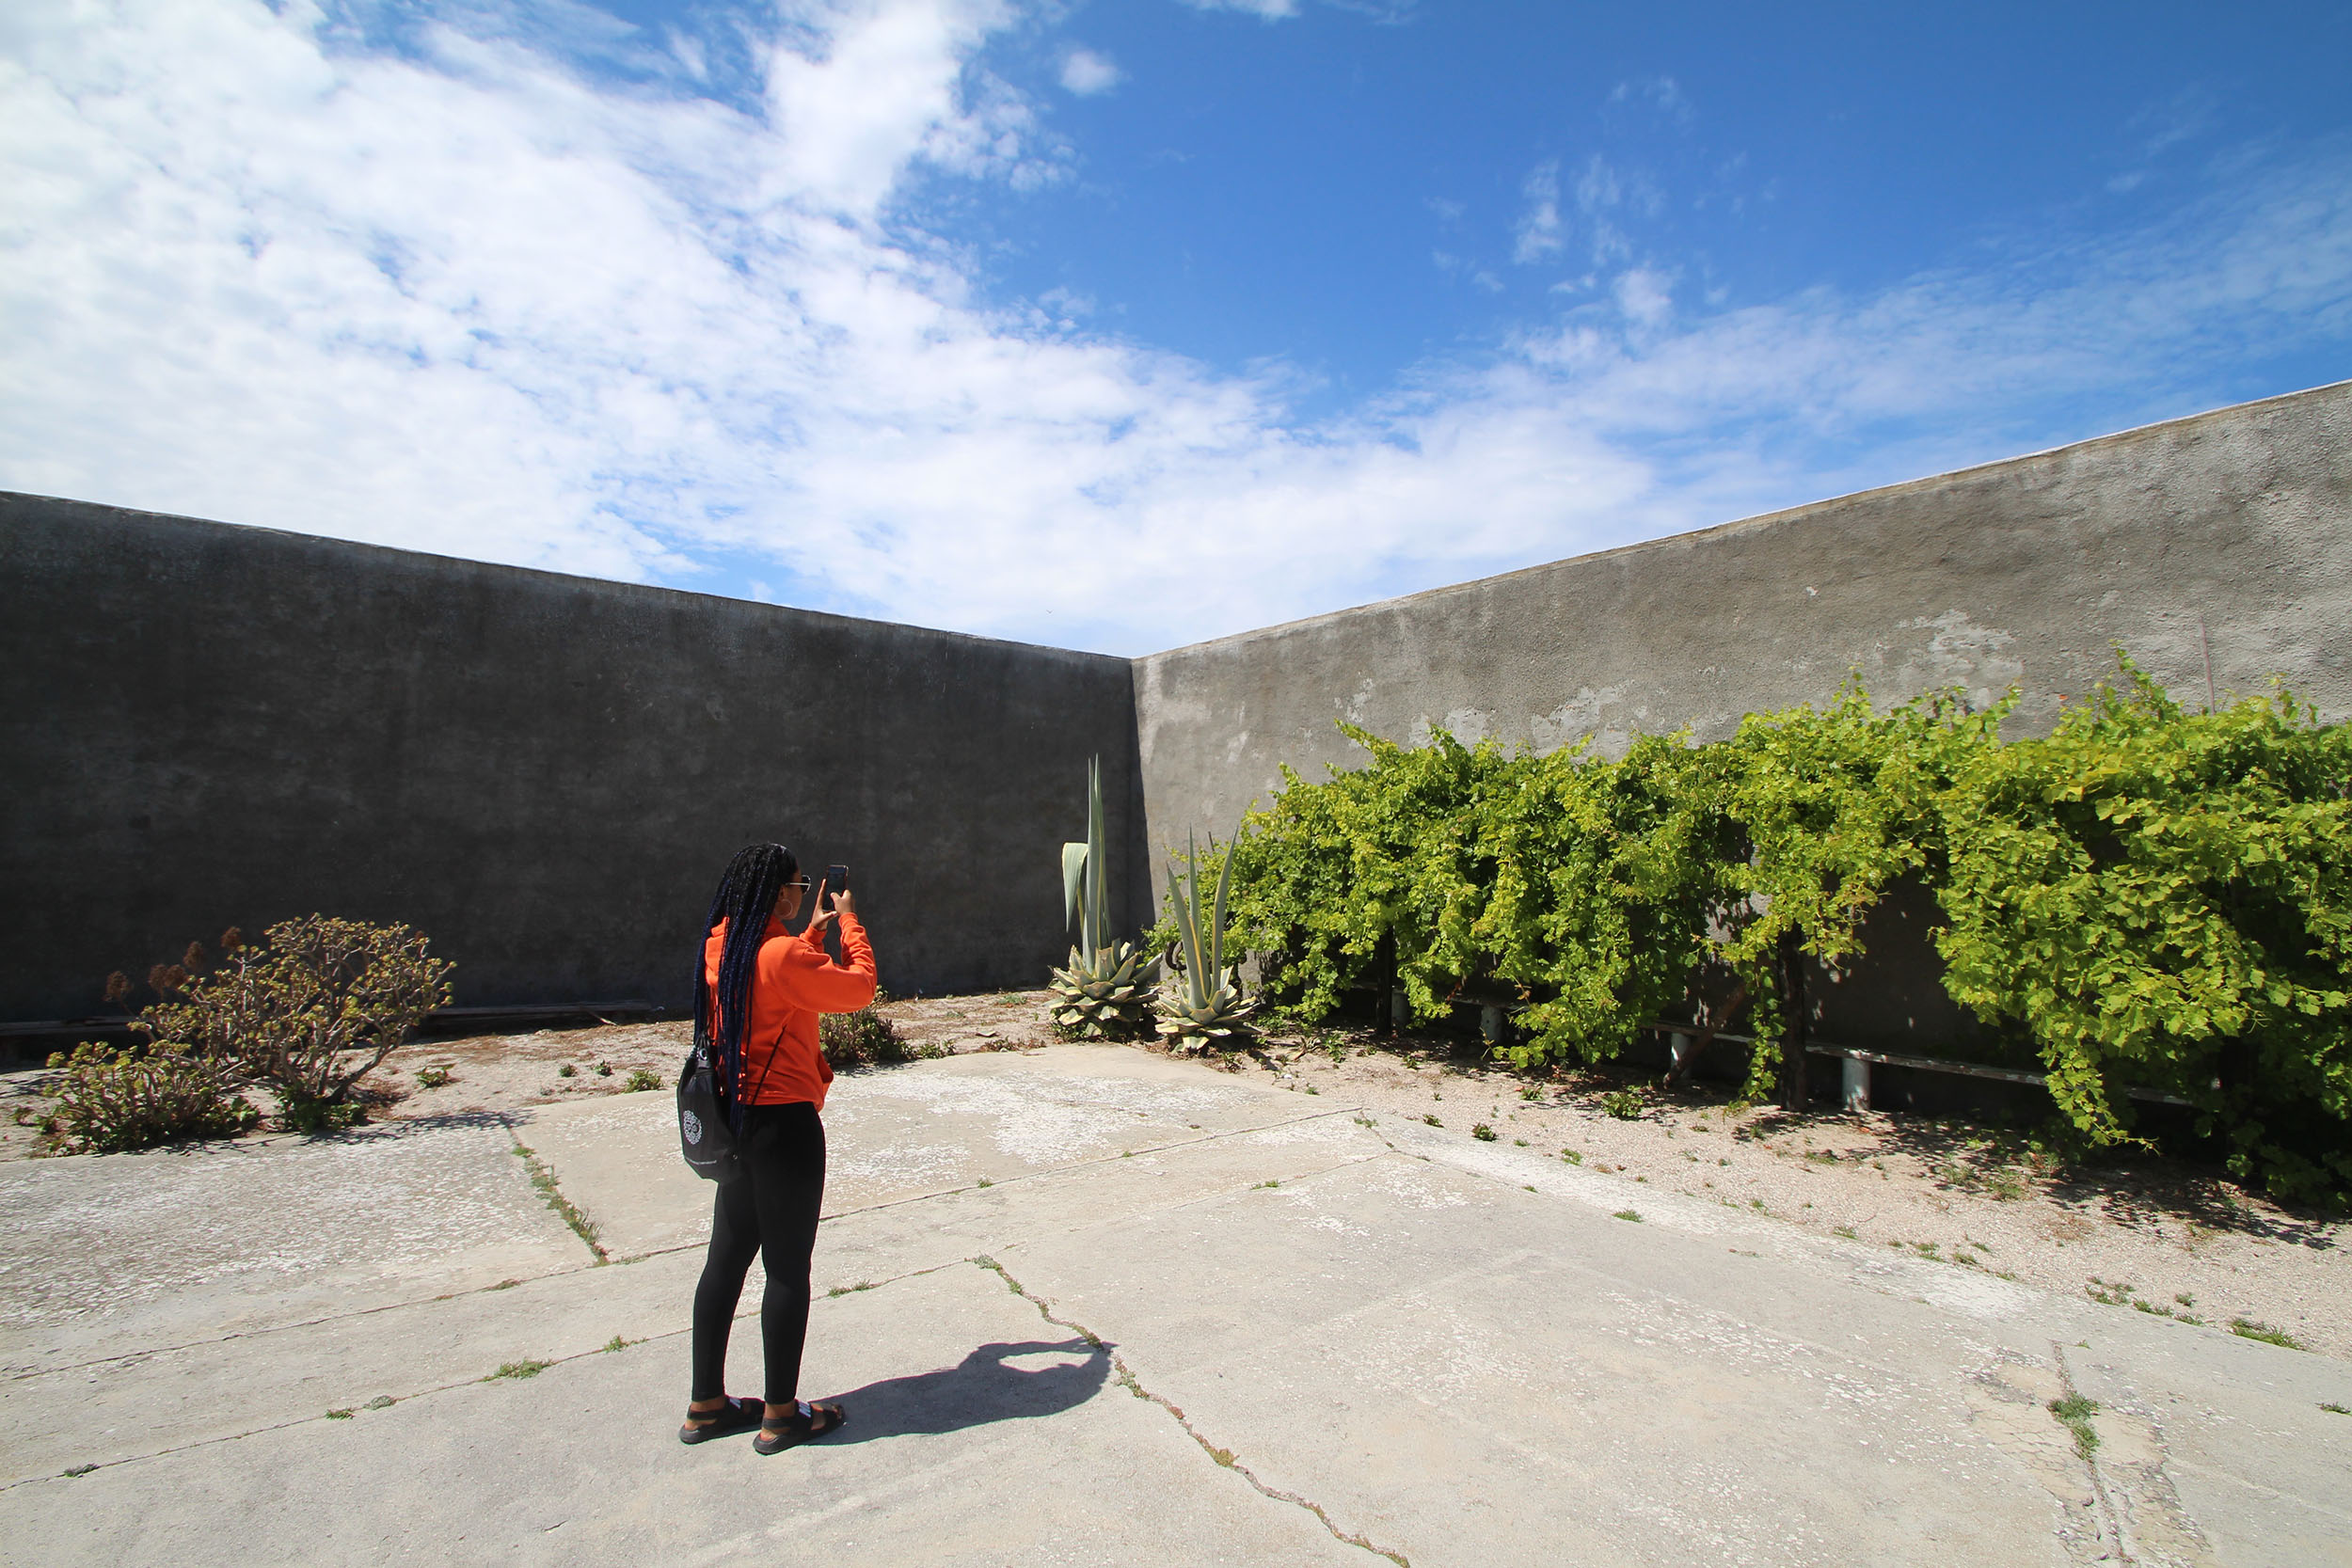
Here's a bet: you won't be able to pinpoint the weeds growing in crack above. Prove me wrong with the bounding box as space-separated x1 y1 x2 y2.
512 1143 607 1262
2048 1395 2100 1459
485 1358 553 1381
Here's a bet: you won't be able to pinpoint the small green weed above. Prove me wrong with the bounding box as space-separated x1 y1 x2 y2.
1833 1226 1857 1240
596 1062 613 1077
63 1465 97 1478
1423 1114 1441 1127
2322 1402 2350 1416
2230 1318 2306 1350
1514 1138 1529 1147
2047 1395 2100 1458
416 1067 452 1089
513 1143 606 1262
827 1281 878 1297
1599 1089 1643 1120
1519 1086 1540 1101
485 1359 553 1381
326 1408 354 1419
623 1069 660 1092
602 1336 634 1353
1471 1123 1497 1141
1613 1210 1642 1222
1561 1148 1582 1164
557 1063 576 1078
977 1178 993 1188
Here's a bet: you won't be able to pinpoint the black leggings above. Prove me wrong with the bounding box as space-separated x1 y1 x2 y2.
691 1101 826 1405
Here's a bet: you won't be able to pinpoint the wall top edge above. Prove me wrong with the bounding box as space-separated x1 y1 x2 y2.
0 490 1133 674
1131 377 2352 668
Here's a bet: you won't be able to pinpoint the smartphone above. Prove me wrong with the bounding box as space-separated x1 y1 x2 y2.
826 864 850 902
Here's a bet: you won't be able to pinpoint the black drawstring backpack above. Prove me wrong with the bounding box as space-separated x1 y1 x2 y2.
677 1046 742 1183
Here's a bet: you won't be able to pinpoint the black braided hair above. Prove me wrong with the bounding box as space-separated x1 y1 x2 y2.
693 842 799 1124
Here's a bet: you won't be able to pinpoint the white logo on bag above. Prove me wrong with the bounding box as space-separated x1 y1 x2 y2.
682 1110 704 1145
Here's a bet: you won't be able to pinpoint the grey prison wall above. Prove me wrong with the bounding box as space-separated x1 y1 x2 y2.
1134 381 2352 1054
0 496 1145 1023
5 380 2349 1046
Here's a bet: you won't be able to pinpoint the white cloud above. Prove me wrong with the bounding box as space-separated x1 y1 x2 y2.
3 0 2349 657
1608 74 1692 124
1057 46 1120 96
1613 266 1673 328
1511 161 1563 264
1173 0 1300 17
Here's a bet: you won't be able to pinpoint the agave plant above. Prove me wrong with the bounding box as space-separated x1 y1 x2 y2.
1048 756 1156 1037
1153 828 1258 1053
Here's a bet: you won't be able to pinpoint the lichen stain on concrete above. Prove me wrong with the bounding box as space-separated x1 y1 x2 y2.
1529 684 1630 756
852 1069 1251 1166
1892 610 2026 708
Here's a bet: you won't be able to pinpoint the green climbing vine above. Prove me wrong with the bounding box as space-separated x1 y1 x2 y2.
1212 656 2352 1204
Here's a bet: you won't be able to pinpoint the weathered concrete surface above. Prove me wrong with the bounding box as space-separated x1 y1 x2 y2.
5 1047 2347 1565
0 493 1144 1023
0 1112 586 1370
1136 380 2352 882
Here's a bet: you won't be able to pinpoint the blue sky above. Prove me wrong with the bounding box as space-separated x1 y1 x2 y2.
5 0 2349 653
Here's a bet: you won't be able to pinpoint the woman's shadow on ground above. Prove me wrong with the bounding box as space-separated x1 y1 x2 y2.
817 1337 1112 1445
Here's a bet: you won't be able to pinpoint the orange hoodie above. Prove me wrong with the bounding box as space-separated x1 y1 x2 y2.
703 910 876 1110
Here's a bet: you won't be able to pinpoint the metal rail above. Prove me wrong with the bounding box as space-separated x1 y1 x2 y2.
1639 1022 2195 1108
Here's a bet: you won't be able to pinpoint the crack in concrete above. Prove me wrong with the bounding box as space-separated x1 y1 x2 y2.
2055 1343 2219 1567
972 1254 1410 1567
509 1138 608 1262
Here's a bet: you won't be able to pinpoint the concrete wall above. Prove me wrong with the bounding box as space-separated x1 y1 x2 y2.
1134 381 2352 1050
9 381 2348 1041
1 496 1143 1023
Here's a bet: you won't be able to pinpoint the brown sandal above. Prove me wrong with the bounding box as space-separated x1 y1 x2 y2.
753 1399 847 1455
678 1395 763 1445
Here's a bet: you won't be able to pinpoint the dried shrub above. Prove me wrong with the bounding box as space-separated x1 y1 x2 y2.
820 1004 932 1068
39 1039 258 1155
134 918 454 1132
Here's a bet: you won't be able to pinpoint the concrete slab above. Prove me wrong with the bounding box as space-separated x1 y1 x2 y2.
6 1259 1365 1567
4 1046 2347 1566
0 1113 587 1370
524 1045 1304 1258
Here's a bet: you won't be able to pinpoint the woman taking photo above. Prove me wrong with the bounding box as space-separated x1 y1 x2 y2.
680 842 875 1454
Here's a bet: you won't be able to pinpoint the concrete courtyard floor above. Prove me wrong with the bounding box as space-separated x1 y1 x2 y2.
3 1045 2347 1566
